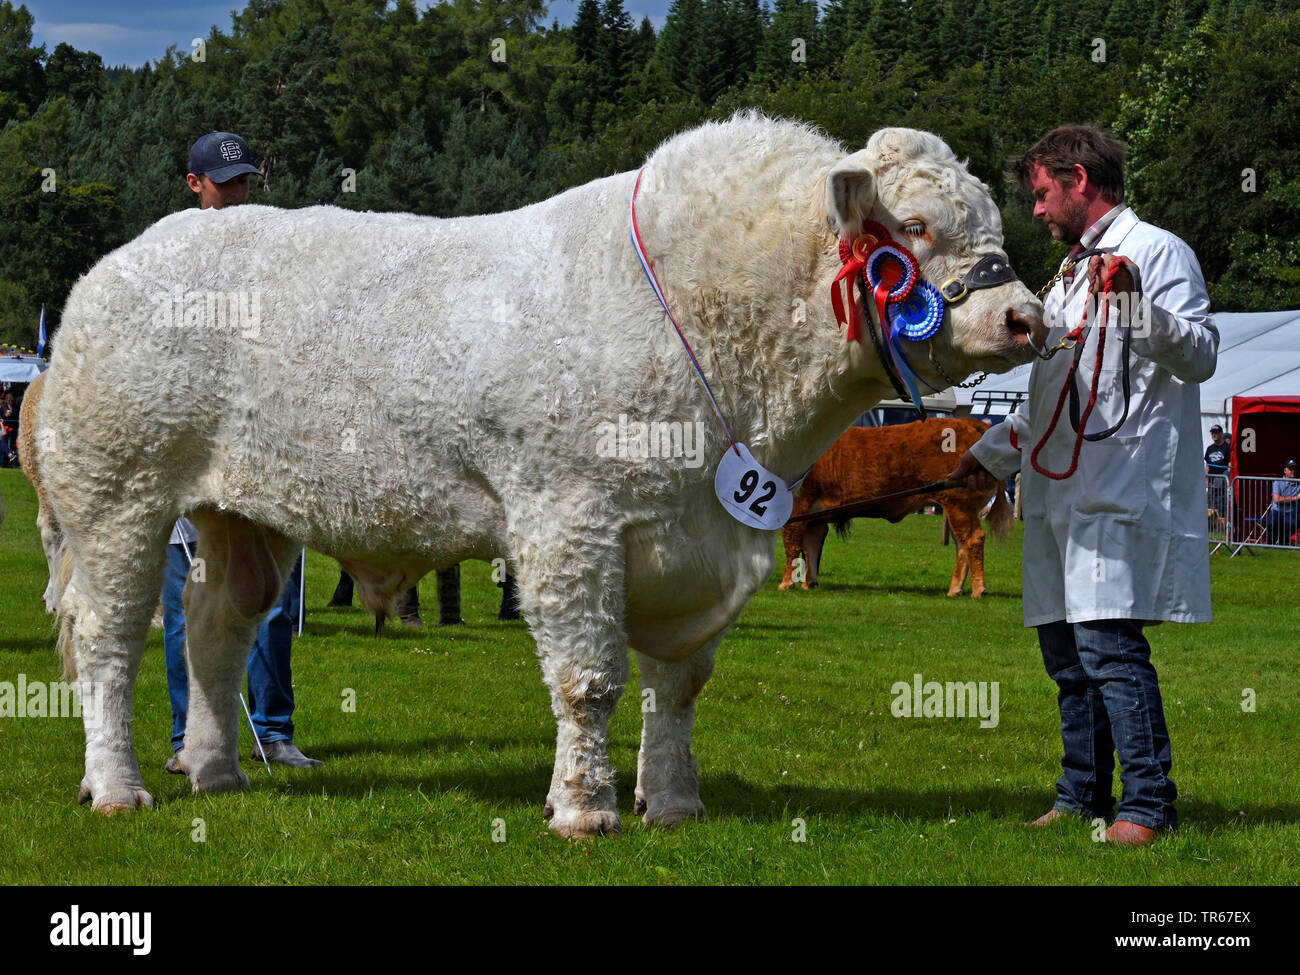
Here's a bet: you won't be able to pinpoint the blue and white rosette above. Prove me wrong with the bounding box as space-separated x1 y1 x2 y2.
888 279 945 342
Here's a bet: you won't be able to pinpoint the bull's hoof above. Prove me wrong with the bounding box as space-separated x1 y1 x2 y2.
79 784 155 815
971 589 985 599
542 801 554 820
641 795 706 828
633 795 647 815
548 808 621 839
777 580 792 591
190 766 250 795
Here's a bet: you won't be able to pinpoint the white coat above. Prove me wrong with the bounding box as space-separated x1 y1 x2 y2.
970 207 1218 626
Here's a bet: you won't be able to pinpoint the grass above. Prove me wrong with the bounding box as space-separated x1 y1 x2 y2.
1 467 1296 885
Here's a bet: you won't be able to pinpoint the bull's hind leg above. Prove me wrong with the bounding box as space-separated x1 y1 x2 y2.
512 522 628 838
633 632 721 827
63 518 171 814
173 512 299 793
36 506 62 614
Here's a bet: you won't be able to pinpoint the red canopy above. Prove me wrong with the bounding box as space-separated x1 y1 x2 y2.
1231 396 1300 480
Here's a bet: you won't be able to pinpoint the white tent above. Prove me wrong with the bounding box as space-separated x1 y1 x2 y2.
0 354 48 383
954 310 1300 441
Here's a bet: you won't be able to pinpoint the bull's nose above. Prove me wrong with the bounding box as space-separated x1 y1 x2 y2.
1005 308 1046 347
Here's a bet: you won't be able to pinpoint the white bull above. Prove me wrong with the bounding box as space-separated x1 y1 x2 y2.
41 113 1042 836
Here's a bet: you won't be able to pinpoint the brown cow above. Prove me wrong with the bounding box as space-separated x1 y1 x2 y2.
779 417 1012 597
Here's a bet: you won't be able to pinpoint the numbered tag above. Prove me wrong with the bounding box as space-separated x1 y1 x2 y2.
714 442 795 531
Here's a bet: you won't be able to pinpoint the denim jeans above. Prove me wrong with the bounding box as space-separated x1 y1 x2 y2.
162 544 302 750
1036 619 1177 831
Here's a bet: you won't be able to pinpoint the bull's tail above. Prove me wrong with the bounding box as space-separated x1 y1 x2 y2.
53 540 77 678
832 516 853 541
984 486 1013 540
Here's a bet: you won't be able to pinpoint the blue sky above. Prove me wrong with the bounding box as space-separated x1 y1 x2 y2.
24 1 671 69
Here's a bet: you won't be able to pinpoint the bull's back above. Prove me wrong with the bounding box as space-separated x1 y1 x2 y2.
46 175 663 553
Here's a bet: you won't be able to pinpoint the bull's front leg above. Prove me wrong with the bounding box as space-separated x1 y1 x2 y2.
514 527 628 838
634 632 721 827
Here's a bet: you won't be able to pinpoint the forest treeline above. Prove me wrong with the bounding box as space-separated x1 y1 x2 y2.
1 0 1298 348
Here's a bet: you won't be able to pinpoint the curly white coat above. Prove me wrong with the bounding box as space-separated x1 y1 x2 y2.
41 112 1041 836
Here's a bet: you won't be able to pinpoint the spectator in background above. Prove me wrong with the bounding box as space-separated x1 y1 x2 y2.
1204 423 1230 519
0 392 16 466
1266 459 1300 545
164 132 322 771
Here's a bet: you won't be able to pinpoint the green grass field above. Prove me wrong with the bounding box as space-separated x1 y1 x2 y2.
1 467 1296 885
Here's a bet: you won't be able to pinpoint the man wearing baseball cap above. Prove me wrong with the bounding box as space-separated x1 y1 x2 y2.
162 132 323 772
1204 424 1230 520
1267 459 1300 545
186 131 262 209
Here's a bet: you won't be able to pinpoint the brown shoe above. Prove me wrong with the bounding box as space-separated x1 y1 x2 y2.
1027 808 1069 827
1104 820 1158 846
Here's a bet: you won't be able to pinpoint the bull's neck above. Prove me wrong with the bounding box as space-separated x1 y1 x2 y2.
634 162 904 482
708 242 905 485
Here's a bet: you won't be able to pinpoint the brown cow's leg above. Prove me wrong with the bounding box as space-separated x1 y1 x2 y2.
946 514 967 600
945 505 986 598
802 522 829 589
778 522 803 590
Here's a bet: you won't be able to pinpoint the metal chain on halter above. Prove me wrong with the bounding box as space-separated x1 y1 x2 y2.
1028 251 1099 360
926 341 987 388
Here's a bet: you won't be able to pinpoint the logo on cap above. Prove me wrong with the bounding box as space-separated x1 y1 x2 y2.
219 141 243 161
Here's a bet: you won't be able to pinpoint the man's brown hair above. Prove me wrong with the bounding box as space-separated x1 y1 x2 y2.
1007 125 1126 203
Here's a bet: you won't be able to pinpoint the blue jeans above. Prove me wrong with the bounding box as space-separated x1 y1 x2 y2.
163 544 302 750
1266 504 1298 545
1036 620 1177 831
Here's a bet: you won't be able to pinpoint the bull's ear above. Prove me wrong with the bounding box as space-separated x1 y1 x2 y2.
825 155 876 239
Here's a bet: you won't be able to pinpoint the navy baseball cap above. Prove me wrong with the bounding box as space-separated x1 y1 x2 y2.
188 132 262 183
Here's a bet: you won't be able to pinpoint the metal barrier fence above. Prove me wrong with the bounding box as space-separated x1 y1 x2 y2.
1216 474 1300 556
1206 473 1230 546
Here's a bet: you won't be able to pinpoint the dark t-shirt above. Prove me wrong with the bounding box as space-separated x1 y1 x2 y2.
1205 441 1230 476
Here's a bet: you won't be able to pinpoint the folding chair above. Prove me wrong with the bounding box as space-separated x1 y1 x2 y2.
1230 503 1272 557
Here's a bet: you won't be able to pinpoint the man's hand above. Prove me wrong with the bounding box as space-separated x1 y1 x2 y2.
948 449 998 491
1089 253 1140 298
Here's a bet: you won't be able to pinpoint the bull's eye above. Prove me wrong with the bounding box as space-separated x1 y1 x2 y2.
901 222 926 239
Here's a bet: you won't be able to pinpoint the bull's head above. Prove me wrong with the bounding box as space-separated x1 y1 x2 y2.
825 128 1045 383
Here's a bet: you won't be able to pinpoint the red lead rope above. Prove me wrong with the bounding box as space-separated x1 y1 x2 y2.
1028 259 1129 480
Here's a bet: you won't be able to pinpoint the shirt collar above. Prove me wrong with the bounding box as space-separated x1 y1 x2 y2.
1079 202 1128 250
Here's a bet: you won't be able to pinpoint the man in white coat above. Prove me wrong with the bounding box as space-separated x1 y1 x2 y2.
949 125 1217 846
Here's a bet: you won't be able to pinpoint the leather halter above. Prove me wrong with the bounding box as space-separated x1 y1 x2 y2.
938 254 1020 303
833 223 1021 418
